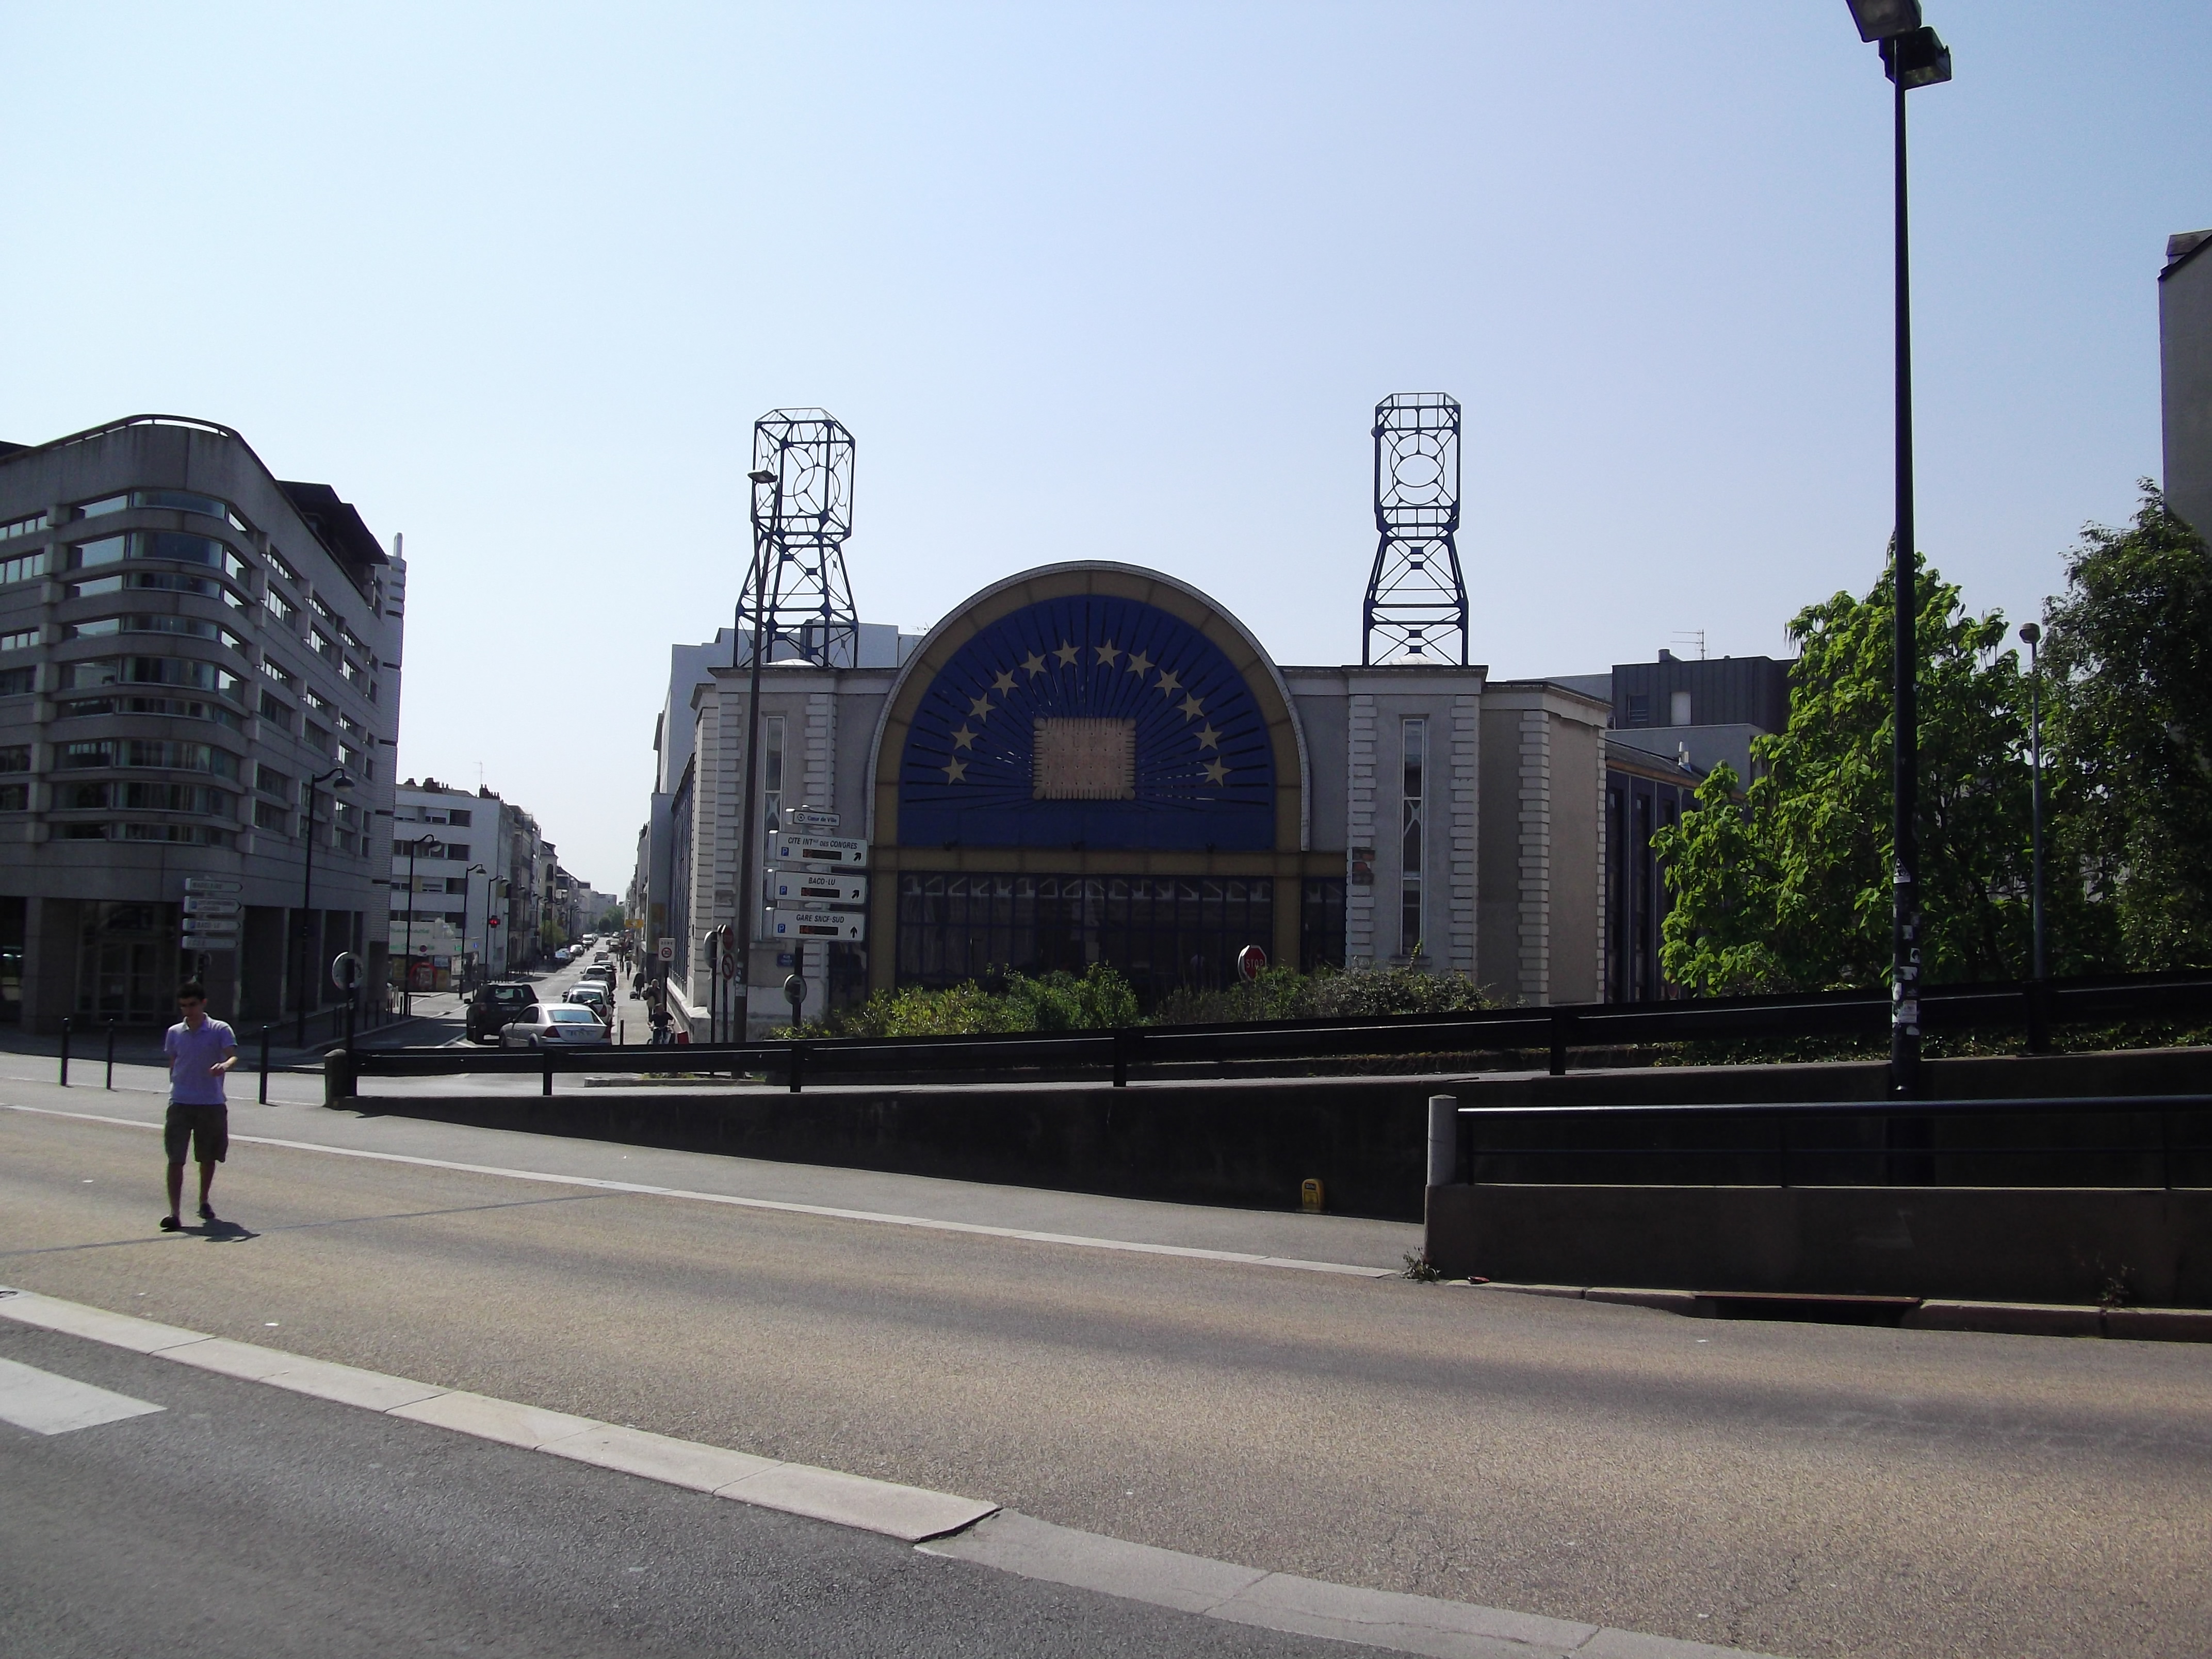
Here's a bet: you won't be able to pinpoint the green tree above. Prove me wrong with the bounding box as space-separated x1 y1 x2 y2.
1654 551 2033 994
2042 486 2212 969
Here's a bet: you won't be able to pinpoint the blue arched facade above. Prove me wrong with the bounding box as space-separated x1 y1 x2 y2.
897 592 1276 851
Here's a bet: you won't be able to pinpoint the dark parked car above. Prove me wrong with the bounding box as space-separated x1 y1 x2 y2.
467 981 539 1044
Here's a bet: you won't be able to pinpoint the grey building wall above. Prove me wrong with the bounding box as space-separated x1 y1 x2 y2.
2162 230 2212 537
0 415 400 1030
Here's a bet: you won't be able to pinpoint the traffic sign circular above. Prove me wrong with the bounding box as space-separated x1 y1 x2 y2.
1237 945 1267 982
329 951 367 991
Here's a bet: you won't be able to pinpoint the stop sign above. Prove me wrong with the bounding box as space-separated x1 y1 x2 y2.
1237 945 1267 982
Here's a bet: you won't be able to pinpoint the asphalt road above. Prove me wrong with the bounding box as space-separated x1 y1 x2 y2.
0 1320 1358 1659
3 1085 2209 1658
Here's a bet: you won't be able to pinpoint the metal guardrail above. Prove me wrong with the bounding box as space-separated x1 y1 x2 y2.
327 969 2212 1095
1452 1093 2212 1192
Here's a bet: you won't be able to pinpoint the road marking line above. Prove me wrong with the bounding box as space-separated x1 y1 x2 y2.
0 1354 165 1436
0 1286 1777 1658
0 1287 993 1544
1 1100 1398 1279
924 1510 1777 1658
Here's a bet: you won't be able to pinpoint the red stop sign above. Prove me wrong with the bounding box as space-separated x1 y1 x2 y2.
1237 945 1267 982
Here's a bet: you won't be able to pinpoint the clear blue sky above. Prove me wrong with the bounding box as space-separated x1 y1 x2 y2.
4 2 2205 888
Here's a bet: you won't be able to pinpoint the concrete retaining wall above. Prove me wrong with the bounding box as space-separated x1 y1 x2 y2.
1424 1183 2212 1305
348 1074 1457 1220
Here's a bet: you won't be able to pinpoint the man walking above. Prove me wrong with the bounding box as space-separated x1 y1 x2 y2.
161 980 237 1232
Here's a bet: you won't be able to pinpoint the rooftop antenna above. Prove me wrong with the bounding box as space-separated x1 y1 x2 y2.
1670 630 1708 661
1362 393 1468 665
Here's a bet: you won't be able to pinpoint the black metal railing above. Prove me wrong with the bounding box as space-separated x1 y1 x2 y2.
328 968 2211 1095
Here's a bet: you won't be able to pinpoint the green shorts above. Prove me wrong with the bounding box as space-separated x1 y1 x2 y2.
164 1104 229 1165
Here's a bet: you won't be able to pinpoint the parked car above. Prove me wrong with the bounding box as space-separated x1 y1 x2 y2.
501 1004 611 1048
467 982 540 1044
563 984 611 1021
553 946 573 962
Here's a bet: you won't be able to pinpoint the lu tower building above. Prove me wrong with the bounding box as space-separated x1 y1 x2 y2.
0 416 402 1032
656 562 1611 1039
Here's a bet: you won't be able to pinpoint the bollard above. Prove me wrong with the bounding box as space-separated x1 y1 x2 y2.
322 1047 356 1107
258 1024 271 1105
106 1020 117 1090
542 1048 553 1097
1548 1008 1573 1077
788 1040 804 1094
1427 1095 1459 1189
59 1015 71 1086
1111 1027 1128 1088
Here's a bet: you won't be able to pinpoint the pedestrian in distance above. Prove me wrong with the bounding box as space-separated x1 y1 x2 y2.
160 980 237 1232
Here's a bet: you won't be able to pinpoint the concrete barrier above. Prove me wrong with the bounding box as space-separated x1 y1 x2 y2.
1424 1183 2212 1306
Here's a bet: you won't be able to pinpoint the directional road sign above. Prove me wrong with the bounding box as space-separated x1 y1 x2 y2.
783 807 840 829
770 907 865 942
771 870 867 907
184 877 242 894
184 896 241 916
769 831 867 870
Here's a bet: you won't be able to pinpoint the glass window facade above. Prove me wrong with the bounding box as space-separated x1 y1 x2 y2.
896 872 1273 1007
75 901 183 1020
1400 717 1426 958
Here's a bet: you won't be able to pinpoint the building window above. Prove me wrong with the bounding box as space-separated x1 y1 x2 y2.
1400 717 1426 958
1670 690 1693 725
256 764 292 796
0 667 32 696
0 511 47 538
265 588 298 628
0 746 27 773
132 489 229 519
0 549 50 587
0 784 25 811
75 900 181 1020
1626 693 1650 727
446 808 471 827
258 689 292 725
266 549 301 587
0 629 36 652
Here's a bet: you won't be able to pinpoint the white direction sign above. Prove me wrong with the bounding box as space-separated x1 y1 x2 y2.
770 906 866 942
768 831 868 871
783 807 840 829
184 896 241 916
771 870 867 907
184 877 242 894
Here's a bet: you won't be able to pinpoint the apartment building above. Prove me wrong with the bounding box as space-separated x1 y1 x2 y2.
0 415 402 1030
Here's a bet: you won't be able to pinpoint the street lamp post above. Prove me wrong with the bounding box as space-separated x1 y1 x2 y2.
2019 625 2048 1050
1847 0 1951 1099
732 461 786 1045
296 767 353 1047
399 833 438 1018
461 862 488 996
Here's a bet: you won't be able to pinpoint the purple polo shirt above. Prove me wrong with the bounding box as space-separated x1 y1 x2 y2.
164 1017 237 1107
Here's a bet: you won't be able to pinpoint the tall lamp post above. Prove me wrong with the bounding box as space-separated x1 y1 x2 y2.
296 766 353 1047
398 833 439 1018
461 862 488 996
1847 0 1951 1099
732 461 786 1044
2019 625 2048 1039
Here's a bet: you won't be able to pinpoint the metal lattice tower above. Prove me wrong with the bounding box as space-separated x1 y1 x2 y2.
744 409 859 668
1361 393 1468 665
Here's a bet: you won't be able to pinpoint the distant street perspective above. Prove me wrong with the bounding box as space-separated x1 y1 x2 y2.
3 5 2211 1657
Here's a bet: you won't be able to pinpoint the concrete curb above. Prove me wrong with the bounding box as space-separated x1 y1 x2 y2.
1466 1282 2212 1343
3 1286 1783 1658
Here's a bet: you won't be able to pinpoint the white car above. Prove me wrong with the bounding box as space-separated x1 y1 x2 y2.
501 1003 611 1048
563 984 611 1021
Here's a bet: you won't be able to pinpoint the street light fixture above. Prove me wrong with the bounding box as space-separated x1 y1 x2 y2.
296 767 354 1047
461 863 489 996
2019 625 2048 1044
731 460 788 1044
1846 0 1952 1099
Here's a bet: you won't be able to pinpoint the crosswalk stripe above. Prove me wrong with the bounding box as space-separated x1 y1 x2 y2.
0 1354 164 1436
